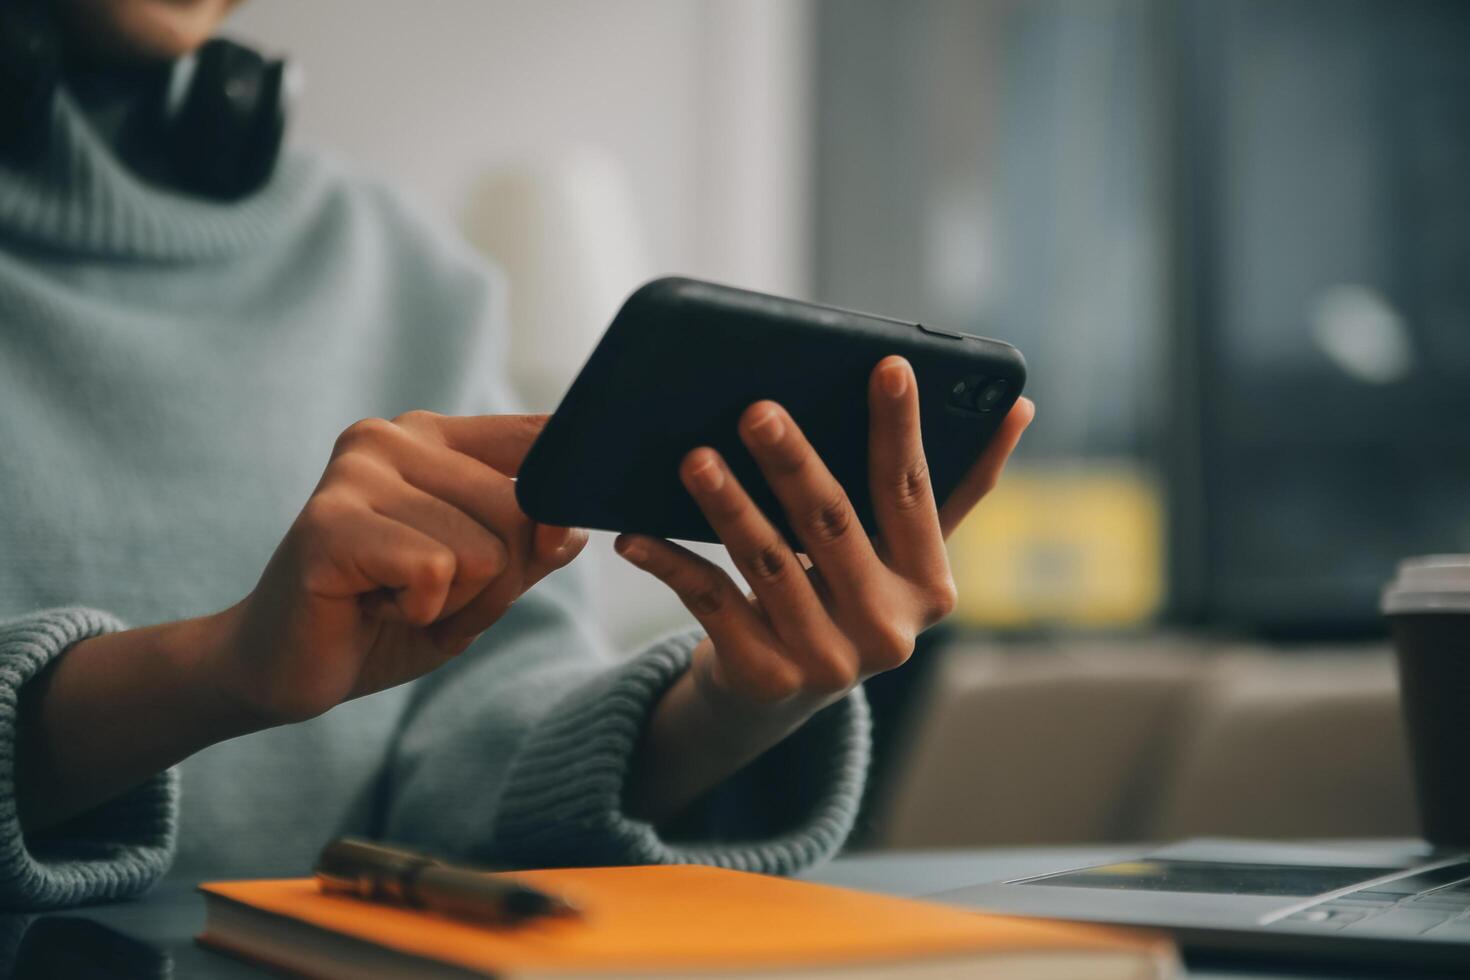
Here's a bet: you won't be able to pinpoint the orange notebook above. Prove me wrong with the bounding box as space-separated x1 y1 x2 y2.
198 865 1178 979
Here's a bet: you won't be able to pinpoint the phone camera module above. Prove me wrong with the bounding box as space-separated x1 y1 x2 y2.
948 375 1008 414
972 379 1009 413
949 378 976 411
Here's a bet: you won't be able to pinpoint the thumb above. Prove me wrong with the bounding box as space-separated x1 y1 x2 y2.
938 396 1034 538
430 413 548 475
526 523 590 588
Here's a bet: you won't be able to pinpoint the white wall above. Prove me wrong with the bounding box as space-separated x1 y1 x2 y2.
228 1 812 648
228 0 810 295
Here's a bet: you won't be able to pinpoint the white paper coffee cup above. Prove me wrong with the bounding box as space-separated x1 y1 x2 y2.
1383 555 1470 844
1381 555 1470 616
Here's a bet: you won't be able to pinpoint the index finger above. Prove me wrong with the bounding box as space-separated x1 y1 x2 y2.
419 413 549 475
937 397 1034 537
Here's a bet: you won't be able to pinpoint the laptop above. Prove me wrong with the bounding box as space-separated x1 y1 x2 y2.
934 839 1470 971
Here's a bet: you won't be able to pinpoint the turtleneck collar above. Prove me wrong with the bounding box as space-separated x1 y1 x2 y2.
0 88 330 262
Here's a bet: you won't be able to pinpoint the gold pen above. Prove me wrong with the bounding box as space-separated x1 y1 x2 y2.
314 837 579 925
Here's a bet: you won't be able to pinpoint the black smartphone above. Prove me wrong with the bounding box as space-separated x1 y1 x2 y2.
515 277 1026 546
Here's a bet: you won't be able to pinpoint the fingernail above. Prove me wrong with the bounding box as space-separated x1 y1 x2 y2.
617 536 649 564
881 361 908 398
558 528 588 555
544 525 573 551
690 455 725 492
749 408 784 445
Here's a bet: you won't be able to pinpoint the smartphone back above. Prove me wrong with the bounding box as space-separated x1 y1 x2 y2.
515 278 1025 546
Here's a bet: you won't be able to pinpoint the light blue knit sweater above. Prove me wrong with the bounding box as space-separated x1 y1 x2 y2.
0 93 869 910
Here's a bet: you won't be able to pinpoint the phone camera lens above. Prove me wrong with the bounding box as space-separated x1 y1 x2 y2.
973 380 1009 412
949 376 1008 413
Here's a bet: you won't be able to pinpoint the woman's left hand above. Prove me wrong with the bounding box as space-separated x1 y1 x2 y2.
618 355 1032 822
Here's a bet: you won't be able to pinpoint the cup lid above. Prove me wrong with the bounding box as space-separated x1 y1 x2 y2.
1382 555 1470 615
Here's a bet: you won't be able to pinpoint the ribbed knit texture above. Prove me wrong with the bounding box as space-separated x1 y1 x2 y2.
0 93 871 910
0 93 327 260
0 609 177 909
495 631 870 871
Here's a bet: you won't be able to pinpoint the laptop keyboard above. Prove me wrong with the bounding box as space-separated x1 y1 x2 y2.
1276 861 1470 939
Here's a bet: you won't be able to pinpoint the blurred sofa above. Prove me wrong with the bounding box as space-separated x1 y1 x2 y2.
871 635 1418 848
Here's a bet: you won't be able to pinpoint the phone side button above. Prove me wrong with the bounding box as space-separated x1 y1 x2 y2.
917 323 967 340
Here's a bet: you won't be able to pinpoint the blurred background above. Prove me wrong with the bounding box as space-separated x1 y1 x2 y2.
232 0 1470 848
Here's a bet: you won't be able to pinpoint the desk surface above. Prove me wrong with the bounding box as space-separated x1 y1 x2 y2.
4 847 1441 979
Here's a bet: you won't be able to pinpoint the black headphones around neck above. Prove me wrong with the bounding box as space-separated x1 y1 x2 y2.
0 0 292 201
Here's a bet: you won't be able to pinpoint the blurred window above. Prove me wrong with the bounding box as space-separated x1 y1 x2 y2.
813 0 1470 637
815 0 1167 629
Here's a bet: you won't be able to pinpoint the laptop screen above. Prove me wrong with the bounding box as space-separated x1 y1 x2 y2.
1018 859 1394 898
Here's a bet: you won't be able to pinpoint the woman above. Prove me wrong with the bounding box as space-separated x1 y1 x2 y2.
0 0 1032 908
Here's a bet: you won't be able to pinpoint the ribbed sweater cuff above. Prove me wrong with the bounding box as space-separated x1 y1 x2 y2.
494 631 870 875
0 608 178 910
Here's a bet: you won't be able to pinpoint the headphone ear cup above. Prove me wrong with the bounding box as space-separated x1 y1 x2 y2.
167 38 289 200
0 0 62 160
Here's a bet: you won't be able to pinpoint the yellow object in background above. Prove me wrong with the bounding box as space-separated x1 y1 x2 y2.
949 462 1164 629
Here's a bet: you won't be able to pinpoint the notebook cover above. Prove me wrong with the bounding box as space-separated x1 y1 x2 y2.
198 864 1174 976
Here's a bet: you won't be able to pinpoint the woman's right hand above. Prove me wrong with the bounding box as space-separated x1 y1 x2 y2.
214 411 587 725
